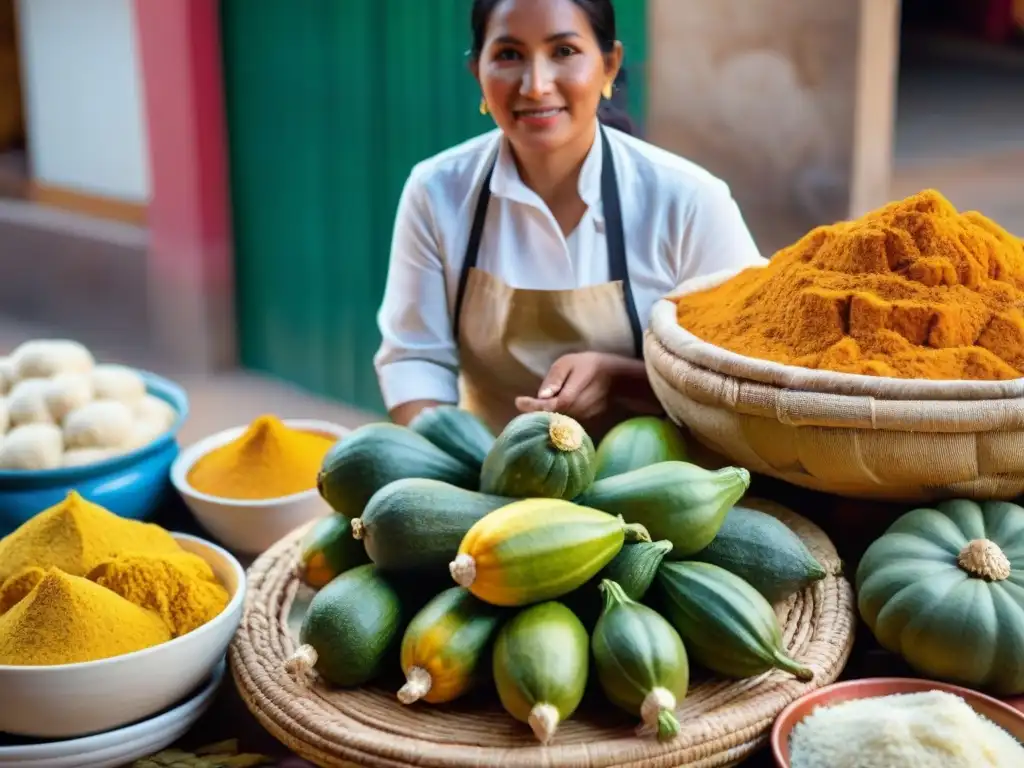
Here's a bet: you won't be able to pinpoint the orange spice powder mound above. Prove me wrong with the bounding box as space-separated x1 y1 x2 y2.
675 189 1024 380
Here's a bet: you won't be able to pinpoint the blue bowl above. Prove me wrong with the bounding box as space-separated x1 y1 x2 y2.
0 371 189 536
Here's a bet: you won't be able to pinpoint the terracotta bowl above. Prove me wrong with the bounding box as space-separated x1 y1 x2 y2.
771 677 1024 767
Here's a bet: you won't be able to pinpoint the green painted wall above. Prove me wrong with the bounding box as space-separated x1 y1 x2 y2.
222 0 647 413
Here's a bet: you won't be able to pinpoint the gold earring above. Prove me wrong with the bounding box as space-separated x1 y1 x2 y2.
602 81 613 100
479 99 489 115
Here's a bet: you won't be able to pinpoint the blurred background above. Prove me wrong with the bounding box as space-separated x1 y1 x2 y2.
0 0 1022 439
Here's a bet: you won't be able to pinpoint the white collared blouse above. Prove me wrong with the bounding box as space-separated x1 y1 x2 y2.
374 125 766 410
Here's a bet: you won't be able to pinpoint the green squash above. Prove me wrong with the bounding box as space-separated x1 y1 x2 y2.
287 564 404 687
563 539 674 629
408 405 495 472
592 580 689 741
576 461 750 558
856 499 1024 695
316 423 479 518
480 412 596 500
492 601 589 744
656 561 813 681
351 478 513 572
593 416 689 480
692 502 826 604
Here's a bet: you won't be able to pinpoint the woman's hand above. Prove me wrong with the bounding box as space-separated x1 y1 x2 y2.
515 352 624 421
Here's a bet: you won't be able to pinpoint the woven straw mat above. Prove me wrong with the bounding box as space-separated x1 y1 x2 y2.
646 270 1024 502
230 508 855 768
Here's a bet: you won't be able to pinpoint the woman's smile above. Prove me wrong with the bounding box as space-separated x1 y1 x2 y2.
514 106 568 129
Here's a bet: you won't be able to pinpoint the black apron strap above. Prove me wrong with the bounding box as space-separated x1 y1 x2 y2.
453 127 644 359
453 153 497 343
599 125 644 359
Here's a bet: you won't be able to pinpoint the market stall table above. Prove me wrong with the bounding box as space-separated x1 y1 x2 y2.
152 471 1024 768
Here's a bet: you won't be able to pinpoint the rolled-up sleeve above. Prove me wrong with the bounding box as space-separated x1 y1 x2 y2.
374 171 460 410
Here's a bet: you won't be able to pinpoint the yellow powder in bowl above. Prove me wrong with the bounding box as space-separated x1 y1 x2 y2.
0 568 171 666
186 414 337 501
0 491 181 585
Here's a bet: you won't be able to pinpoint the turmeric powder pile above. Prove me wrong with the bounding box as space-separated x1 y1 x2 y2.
187 414 337 500
676 190 1024 380
0 492 231 665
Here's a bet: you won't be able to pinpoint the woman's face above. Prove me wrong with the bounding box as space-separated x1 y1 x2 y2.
474 0 621 155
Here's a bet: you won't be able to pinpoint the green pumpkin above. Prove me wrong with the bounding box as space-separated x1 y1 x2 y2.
856 499 1024 695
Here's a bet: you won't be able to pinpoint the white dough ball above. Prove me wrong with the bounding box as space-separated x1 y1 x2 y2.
133 395 176 432
7 379 56 427
91 364 146 406
11 339 95 380
0 423 64 470
0 357 15 395
63 400 135 450
44 373 95 423
62 447 118 468
0 398 7 434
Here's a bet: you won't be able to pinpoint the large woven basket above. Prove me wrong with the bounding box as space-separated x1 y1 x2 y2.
646 269 1024 503
230 506 855 768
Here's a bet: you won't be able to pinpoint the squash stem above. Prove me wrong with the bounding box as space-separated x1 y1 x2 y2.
284 644 318 680
641 688 679 742
350 518 365 540
548 414 584 452
598 579 632 613
528 702 560 744
656 710 681 742
449 554 477 588
397 666 433 705
622 520 652 543
773 650 815 681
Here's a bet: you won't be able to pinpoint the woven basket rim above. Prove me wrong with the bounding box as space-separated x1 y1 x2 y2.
658 268 1024 402
644 331 1024 433
230 508 857 768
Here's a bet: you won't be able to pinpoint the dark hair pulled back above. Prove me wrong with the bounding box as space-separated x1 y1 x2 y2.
469 0 637 136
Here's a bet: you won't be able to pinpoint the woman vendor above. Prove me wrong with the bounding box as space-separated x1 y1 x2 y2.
374 0 765 436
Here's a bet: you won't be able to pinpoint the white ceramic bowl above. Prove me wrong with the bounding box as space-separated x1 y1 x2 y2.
170 418 348 555
0 659 225 767
0 533 245 739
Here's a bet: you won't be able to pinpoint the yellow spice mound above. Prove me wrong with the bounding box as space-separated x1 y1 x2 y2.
676 189 1024 380
0 567 45 615
88 551 230 637
186 414 336 500
0 491 181 585
0 568 170 666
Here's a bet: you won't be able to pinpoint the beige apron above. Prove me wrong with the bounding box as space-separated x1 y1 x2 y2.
452 126 645 438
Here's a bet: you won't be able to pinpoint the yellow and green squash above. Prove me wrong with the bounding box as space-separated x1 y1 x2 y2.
450 499 650 607
397 587 505 705
296 513 370 588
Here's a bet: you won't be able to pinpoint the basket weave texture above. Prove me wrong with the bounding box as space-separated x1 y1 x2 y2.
647 269 1024 503
230 506 855 768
